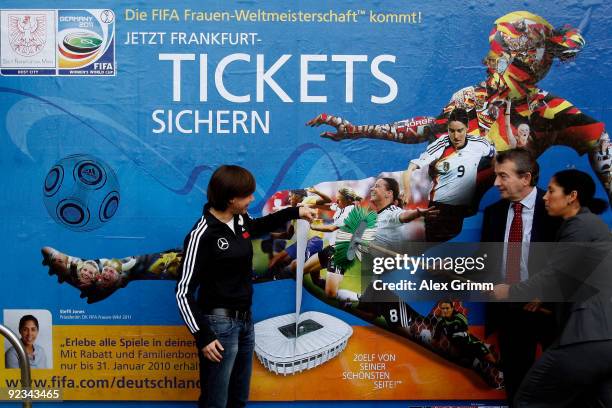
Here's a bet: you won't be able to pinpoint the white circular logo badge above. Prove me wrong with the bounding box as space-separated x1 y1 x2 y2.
100 10 115 24
217 238 229 250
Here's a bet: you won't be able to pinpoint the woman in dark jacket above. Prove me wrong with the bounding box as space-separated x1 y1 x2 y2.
175 165 315 408
493 169 612 407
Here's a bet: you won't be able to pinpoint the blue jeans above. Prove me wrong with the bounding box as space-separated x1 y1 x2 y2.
198 314 254 408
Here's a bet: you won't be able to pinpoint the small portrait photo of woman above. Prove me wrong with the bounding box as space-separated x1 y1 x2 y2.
4 309 53 369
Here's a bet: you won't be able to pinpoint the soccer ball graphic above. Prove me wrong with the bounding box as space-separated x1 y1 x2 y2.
43 154 120 231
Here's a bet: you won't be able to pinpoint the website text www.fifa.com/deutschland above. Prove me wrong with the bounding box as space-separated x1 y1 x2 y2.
6 376 200 390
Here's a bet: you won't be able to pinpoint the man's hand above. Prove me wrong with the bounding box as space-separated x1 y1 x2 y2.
492 284 510 300
202 339 224 363
299 207 317 222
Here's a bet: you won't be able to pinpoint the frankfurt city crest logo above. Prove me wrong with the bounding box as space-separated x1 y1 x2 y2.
8 14 47 57
1 9 116 76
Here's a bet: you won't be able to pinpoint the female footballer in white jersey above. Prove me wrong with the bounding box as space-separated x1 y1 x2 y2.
403 108 495 241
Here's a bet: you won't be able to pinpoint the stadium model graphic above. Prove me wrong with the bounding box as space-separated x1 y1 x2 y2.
254 311 353 375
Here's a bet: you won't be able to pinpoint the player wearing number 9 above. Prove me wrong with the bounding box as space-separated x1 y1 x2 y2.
403 108 495 242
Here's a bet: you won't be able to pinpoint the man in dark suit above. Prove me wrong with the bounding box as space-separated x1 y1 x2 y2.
480 148 561 404
492 168 612 407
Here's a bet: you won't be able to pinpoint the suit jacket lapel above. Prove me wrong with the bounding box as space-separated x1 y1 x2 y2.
493 200 510 242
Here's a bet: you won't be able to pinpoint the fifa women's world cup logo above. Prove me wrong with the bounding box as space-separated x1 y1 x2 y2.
8 14 47 57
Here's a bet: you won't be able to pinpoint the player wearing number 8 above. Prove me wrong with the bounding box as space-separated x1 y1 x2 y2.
403 108 495 241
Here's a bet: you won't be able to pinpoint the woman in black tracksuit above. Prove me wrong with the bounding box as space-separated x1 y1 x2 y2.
175 165 315 408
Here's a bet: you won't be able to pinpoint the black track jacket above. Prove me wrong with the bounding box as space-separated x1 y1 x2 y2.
176 203 300 349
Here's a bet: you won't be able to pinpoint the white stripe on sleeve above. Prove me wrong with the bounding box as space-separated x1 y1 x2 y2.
176 217 207 333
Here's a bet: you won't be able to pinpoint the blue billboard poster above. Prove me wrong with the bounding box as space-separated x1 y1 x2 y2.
1 1 611 407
